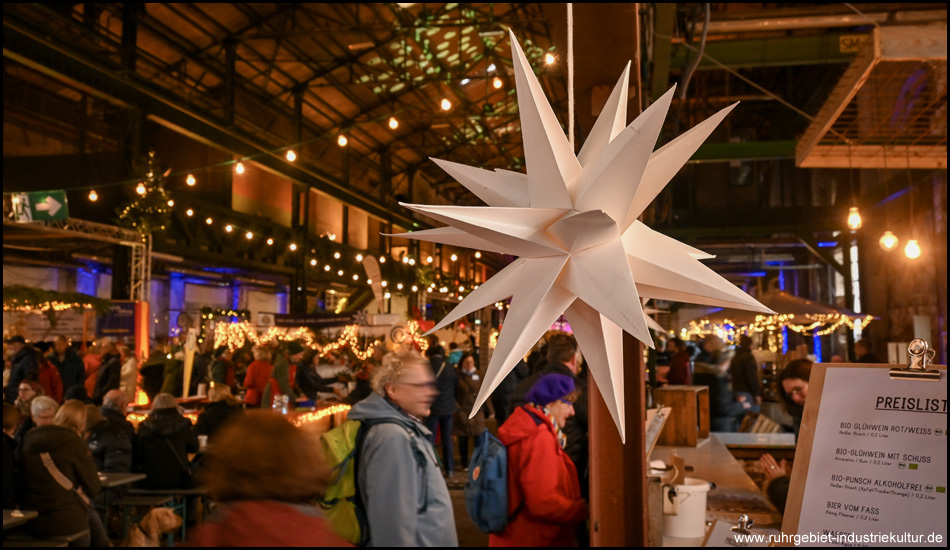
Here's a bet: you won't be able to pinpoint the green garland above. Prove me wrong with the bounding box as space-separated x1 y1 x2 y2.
2 285 112 329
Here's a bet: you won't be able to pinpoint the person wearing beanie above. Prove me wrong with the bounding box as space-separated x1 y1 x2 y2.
490 374 588 547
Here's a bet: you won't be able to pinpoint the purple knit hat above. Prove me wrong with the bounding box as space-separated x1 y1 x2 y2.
525 373 575 405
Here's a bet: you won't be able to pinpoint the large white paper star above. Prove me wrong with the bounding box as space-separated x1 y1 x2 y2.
393 32 772 440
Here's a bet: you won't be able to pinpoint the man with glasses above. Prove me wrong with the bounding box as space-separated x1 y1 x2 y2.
347 350 458 547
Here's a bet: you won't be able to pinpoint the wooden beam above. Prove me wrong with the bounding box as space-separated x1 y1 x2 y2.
799 145 947 169
879 25 947 61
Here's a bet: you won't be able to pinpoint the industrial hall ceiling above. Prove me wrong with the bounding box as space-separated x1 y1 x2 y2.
2 3 947 307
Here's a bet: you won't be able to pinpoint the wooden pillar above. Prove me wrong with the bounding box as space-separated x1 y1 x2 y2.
588 3 647 546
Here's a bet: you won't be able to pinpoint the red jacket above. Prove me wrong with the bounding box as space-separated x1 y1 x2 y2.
242 360 273 407
38 359 64 403
489 405 587 547
185 500 351 547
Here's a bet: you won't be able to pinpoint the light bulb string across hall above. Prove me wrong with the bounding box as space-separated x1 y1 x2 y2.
170 196 487 299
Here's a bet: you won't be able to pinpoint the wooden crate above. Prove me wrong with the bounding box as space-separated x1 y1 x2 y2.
653 385 710 446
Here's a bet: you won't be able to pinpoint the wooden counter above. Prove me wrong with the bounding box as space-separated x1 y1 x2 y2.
651 435 781 546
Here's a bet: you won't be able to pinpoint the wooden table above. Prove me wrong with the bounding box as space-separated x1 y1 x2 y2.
651 435 780 546
3 509 38 530
98 472 147 514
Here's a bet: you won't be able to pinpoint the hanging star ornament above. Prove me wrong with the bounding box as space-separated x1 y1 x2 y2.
392 32 773 441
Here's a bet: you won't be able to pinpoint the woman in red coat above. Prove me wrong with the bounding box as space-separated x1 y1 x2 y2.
241 346 273 407
490 373 588 547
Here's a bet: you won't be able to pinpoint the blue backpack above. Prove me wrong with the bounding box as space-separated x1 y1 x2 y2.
465 410 543 533
465 430 509 533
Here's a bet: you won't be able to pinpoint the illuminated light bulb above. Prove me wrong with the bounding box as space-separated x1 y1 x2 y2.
487 63 496 72
879 231 899 252
356 254 364 261
225 224 233 233
402 256 409 264
426 256 433 264
474 285 479 290
337 270 344 276
186 208 194 217
384 292 391 299
846 206 862 231
408 258 415 265
366 279 373 285
167 199 175 207
136 182 147 195
266 238 274 246
379 256 386 263
492 76 503 89
235 162 245 174
352 274 359 281
186 173 196 186
411 285 418 292
461 78 471 85
337 135 348 147
328 233 336 241
285 149 296 162
88 190 98 202
381 281 388 288
388 117 399 130
458 295 463 301
474 251 481 258
440 98 452 111
459 286 465 292
397 283 404 290
324 265 331 272
205 217 213 225
450 254 458 261
310 259 317 266
289 243 298 251
333 252 341 259
904 239 921 259
545 52 556 65
245 231 253 240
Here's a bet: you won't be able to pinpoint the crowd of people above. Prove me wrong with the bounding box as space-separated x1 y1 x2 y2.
3 326 873 547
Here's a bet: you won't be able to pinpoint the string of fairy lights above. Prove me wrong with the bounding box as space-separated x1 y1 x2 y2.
684 313 875 353
212 321 390 361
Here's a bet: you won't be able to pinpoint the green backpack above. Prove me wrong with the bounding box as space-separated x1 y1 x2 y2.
319 418 428 546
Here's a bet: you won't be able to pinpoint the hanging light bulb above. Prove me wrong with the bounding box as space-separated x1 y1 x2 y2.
408 258 416 265
402 256 409 264
379 256 386 263
879 231 899 252
397 283 404 290
289 243 298 251
474 251 481 259
186 208 194 217
167 199 175 207
450 254 458 261
426 255 433 264
324 265 331 272
205 217 213 225
356 254 364 262
904 239 921 259
337 270 344 276
333 252 341 259
352 274 359 281
388 117 399 130
544 52 556 65
846 206 862 231
310 259 317 266
88 189 98 202
186 173 196 186
440 98 452 111
337 135 348 147
245 231 253 240
492 76 503 89
225 224 233 233
411 285 418 292
285 149 297 162
136 182 147 195
266 238 274 246
235 162 245 174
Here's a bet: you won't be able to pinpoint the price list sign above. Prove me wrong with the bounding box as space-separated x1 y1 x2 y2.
784 365 947 547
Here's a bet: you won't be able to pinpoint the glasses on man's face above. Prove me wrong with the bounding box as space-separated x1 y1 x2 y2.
397 380 438 390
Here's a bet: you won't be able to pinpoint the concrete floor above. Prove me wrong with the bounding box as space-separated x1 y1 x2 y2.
446 469 490 547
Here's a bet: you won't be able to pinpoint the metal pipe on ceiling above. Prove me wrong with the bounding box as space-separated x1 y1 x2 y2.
697 10 946 34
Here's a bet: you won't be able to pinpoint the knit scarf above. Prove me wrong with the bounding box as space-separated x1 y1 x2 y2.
529 403 567 450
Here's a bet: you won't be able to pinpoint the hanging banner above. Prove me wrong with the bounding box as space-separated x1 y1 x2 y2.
274 311 364 330
96 301 136 339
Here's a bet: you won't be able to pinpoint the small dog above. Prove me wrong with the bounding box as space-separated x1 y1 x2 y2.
124 507 183 547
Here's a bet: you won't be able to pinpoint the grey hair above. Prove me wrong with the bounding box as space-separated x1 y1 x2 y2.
150 393 179 412
30 396 58 418
371 351 429 397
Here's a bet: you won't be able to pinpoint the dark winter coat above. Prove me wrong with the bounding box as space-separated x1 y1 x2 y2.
88 405 135 473
93 351 122 404
454 369 494 438
47 348 85 393
5 346 39 403
134 408 199 490
426 345 457 416
20 425 101 537
194 401 244 441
